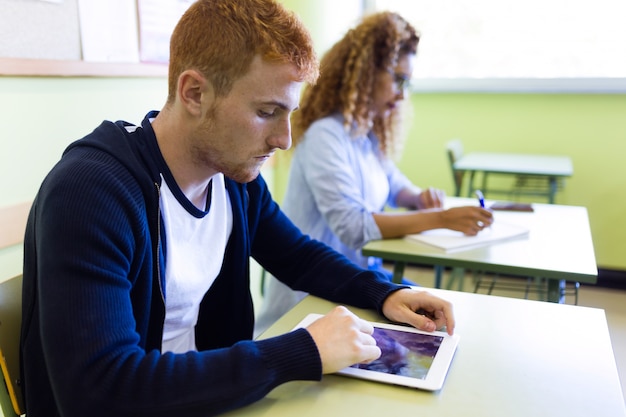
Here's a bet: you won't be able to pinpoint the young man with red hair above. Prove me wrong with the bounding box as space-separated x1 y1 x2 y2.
21 1 455 416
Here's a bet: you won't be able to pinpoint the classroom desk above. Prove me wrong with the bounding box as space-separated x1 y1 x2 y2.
362 198 597 303
225 290 626 417
453 152 573 203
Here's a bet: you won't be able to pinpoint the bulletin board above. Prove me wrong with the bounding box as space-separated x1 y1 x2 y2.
0 0 171 77
0 0 81 61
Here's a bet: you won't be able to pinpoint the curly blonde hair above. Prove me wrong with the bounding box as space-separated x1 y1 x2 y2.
292 11 418 157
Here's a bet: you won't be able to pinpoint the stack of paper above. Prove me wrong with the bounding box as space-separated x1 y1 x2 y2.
405 222 529 253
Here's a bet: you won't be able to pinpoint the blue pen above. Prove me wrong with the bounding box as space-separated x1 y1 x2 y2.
475 190 490 230
475 190 485 208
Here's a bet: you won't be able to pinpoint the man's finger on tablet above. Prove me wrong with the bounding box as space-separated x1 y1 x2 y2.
414 308 454 334
432 310 453 334
412 313 437 332
359 345 382 364
357 317 375 335
418 298 456 335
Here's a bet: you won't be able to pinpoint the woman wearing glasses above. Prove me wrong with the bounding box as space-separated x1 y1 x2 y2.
256 11 492 334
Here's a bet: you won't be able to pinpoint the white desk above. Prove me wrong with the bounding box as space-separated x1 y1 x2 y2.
453 152 573 203
362 198 597 303
226 290 625 417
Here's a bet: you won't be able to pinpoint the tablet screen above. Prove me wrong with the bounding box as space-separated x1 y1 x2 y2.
292 313 459 391
351 327 443 380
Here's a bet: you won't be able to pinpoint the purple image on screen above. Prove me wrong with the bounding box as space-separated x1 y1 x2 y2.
352 328 443 379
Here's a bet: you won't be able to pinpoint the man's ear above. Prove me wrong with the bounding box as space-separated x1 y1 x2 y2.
177 70 211 117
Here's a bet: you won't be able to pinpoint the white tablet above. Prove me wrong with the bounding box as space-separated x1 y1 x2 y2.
293 313 460 391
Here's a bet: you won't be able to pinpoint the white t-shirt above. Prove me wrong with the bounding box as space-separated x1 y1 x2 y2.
160 173 232 353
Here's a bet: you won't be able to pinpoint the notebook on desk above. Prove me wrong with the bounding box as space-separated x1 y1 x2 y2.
405 222 529 253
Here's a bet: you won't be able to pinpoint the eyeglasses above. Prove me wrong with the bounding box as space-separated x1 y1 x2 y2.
388 70 411 91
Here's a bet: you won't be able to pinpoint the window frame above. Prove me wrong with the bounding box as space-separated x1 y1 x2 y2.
364 0 626 93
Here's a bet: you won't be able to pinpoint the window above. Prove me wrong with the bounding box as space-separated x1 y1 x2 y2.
365 0 626 92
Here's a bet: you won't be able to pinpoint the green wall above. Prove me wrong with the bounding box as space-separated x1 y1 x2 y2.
0 76 167 280
399 93 626 270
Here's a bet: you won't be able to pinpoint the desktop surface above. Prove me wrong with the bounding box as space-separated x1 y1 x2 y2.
226 289 625 417
363 198 597 285
454 152 573 176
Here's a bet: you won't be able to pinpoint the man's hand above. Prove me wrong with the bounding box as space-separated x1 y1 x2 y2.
306 306 381 374
381 289 455 335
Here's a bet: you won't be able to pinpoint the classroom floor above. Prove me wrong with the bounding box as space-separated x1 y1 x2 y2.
400 264 626 403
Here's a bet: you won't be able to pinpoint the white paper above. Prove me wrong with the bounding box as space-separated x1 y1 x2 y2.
77 0 139 63
405 222 529 253
137 0 195 64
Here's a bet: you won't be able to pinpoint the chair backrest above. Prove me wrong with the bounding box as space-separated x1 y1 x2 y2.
0 202 31 251
0 274 25 415
446 139 465 196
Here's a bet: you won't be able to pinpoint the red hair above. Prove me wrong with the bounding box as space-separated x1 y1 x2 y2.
167 0 319 102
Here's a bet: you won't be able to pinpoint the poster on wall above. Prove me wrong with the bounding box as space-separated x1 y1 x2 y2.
137 0 195 64
77 0 140 63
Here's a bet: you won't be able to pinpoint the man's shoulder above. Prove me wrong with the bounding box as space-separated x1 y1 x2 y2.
40 120 156 207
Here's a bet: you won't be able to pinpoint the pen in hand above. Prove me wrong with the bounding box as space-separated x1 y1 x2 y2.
475 190 490 231
475 190 485 208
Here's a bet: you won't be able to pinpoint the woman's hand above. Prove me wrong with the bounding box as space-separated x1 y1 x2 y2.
441 206 494 235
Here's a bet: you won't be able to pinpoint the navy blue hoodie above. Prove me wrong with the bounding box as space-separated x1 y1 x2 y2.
21 111 400 417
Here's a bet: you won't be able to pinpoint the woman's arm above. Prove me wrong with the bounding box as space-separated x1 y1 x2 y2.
394 186 445 209
372 205 494 238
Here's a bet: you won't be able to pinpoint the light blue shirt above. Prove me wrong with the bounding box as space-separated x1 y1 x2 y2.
255 114 418 335
282 113 415 269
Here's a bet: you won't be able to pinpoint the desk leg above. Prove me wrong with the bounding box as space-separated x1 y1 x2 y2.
467 171 477 197
392 262 406 284
481 173 488 195
547 279 565 303
446 267 465 291
548 177 557 204
434 265 444 288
